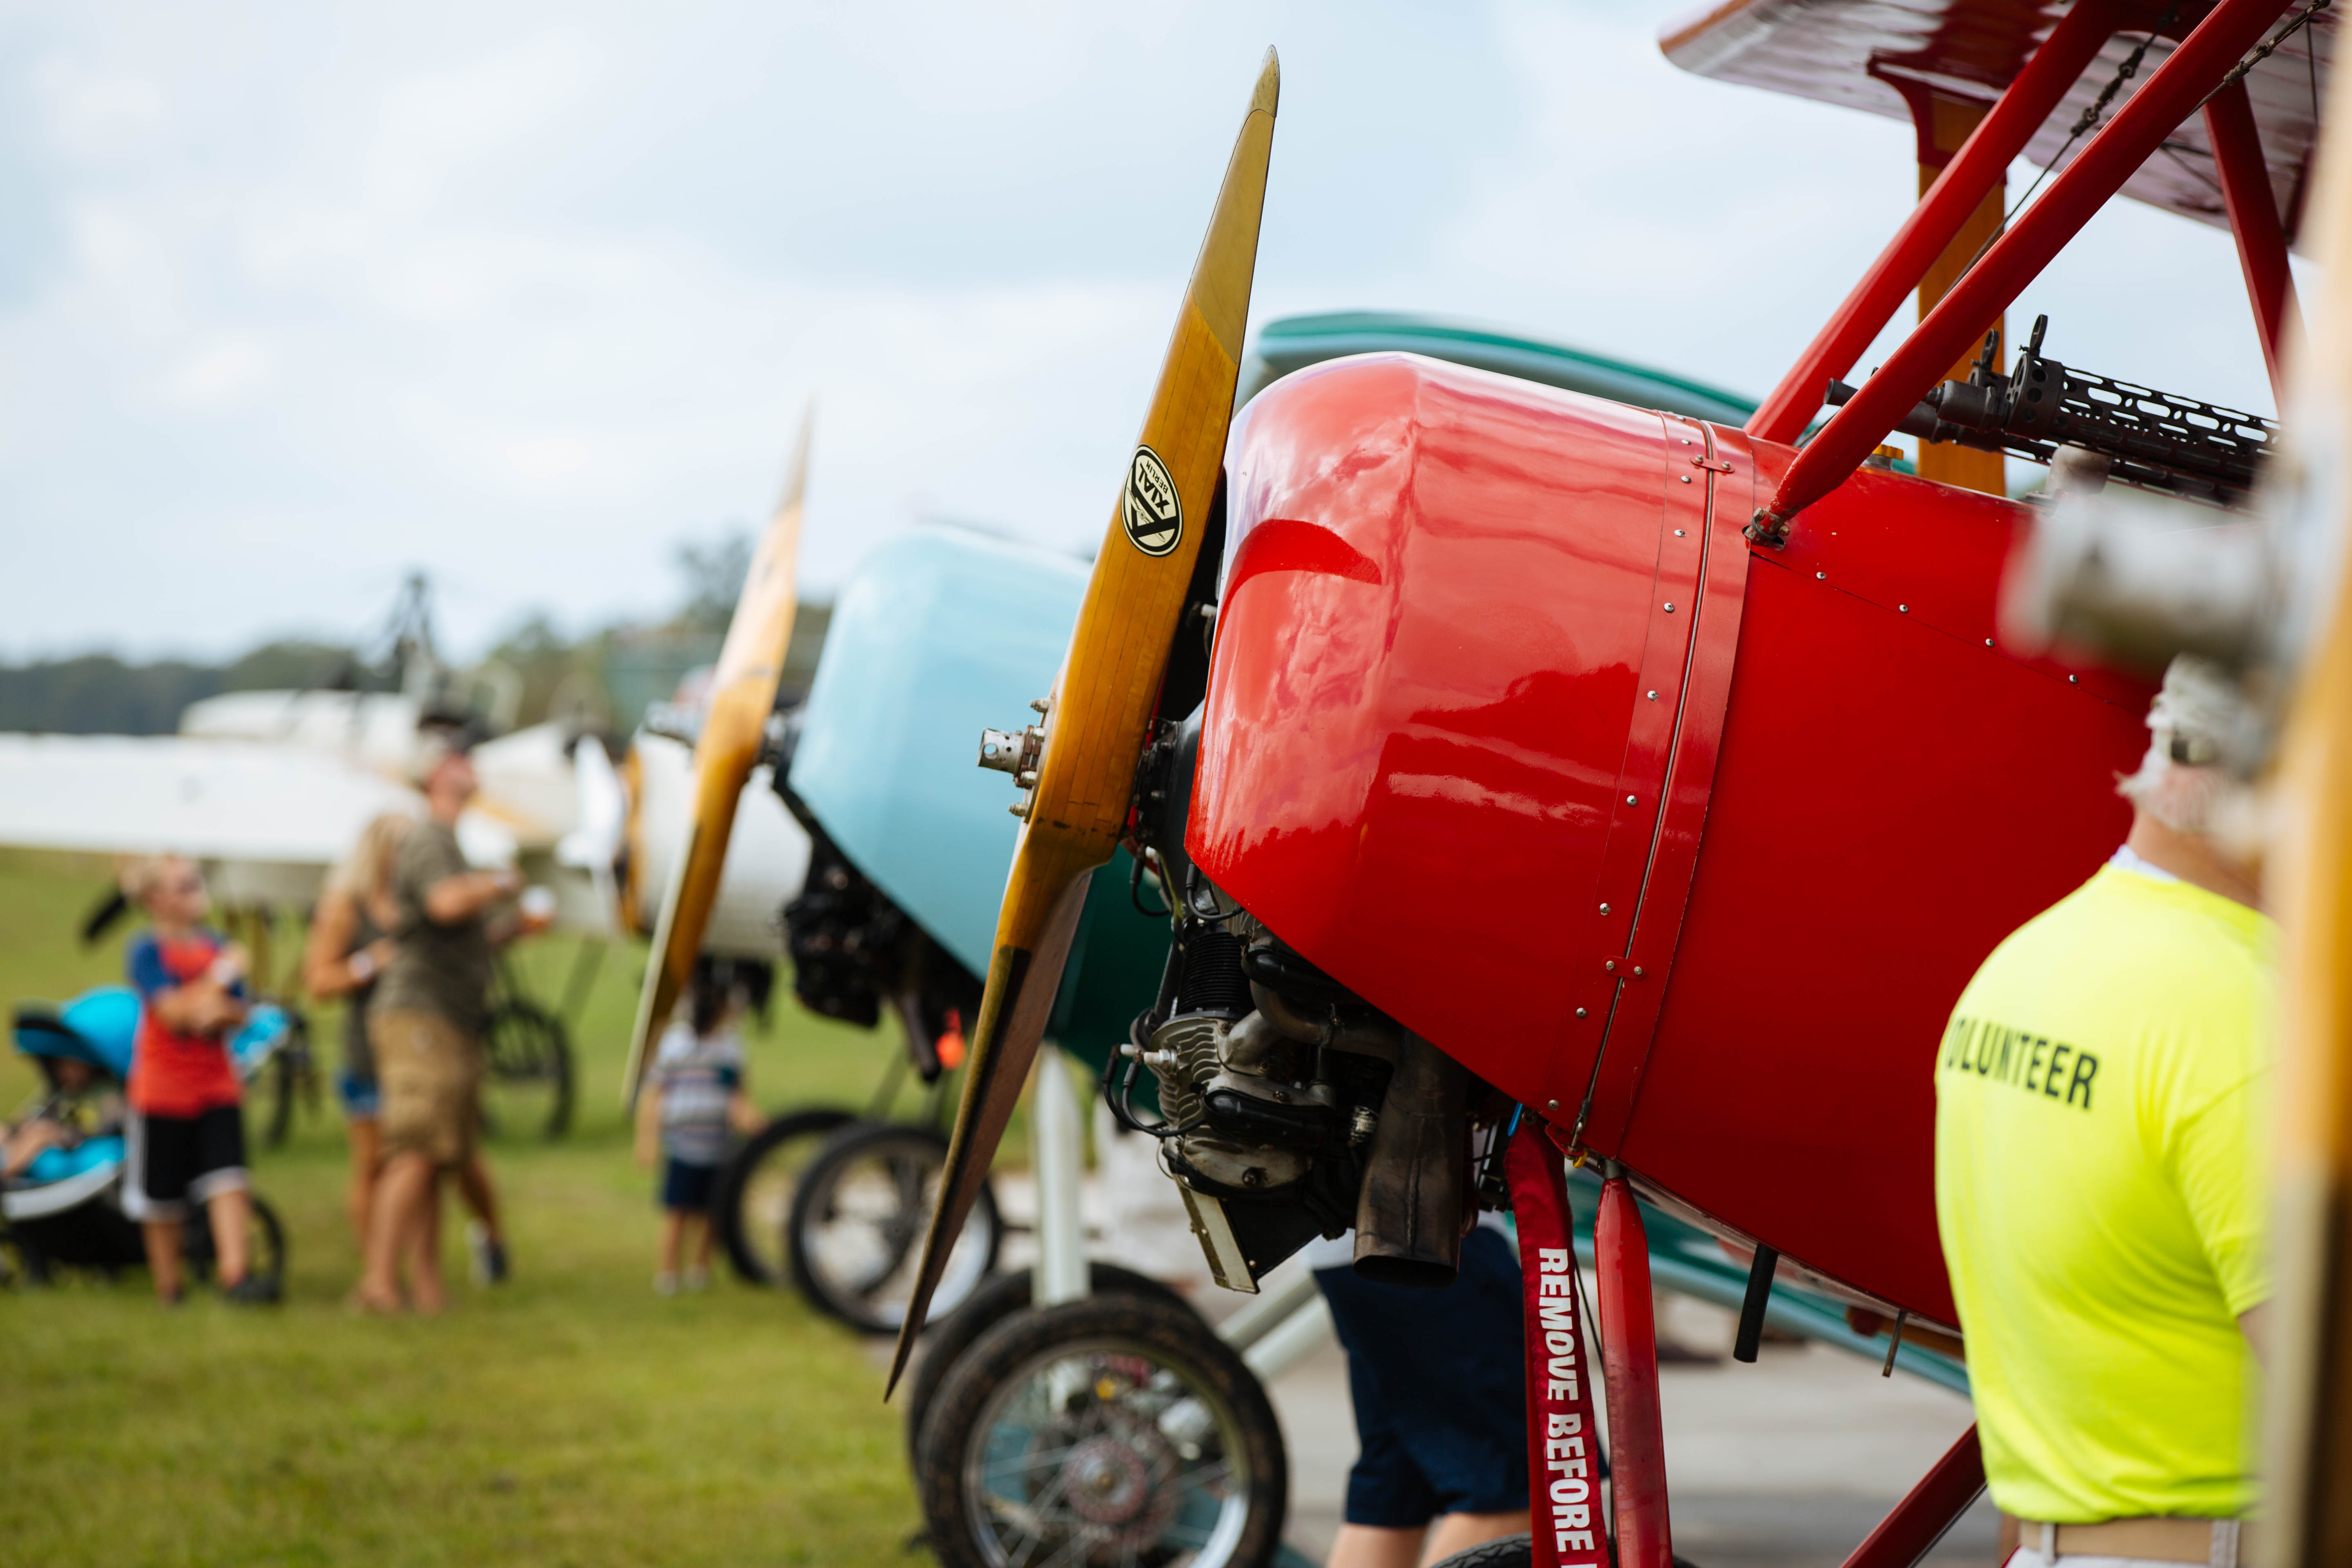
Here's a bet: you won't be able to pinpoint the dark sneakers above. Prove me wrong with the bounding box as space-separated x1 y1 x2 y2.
222 1275 281 1306
468 1222 510 1286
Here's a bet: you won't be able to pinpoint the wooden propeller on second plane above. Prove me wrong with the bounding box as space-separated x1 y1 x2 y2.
888 51 1280 1390
622 405 815 1102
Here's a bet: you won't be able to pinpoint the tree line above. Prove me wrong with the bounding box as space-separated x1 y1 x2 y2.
0 531 829 739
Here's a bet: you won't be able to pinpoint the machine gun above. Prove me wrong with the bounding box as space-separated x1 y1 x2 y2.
1828 315 2275 503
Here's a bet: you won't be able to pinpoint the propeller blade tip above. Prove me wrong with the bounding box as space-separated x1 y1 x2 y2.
779 401 817 512
1254 47 1279 115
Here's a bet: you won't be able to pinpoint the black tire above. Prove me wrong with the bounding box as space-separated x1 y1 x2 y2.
261 1012 318 1151
1425 1535 1704 1568
0 1230 51 1287
248 1196 288 1291
902 1263 1194 1468
1428 1536 1530 1568
915 1293 1288 1568
264 1047 297 1149
185 1193 288 1292
786 1121 1000 1335
711 1106 860 1285
482 1000 575 1141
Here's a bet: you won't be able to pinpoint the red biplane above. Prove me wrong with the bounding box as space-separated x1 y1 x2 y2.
900 4 2328 1565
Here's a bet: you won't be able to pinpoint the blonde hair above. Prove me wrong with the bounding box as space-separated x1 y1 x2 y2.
127 854 197 904
327 812 415 901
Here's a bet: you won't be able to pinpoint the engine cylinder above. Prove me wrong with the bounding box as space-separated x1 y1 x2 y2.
1175 924 1251 1019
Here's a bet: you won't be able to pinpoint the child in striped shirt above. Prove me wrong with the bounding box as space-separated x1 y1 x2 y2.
635 958 760 1294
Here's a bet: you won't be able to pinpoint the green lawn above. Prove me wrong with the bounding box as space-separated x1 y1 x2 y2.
0 848 927 1566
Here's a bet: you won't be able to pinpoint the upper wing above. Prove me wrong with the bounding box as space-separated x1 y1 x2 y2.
1662 0 2332 248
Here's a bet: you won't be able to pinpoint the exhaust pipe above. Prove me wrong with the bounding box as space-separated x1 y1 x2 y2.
1352 1029 1468 1288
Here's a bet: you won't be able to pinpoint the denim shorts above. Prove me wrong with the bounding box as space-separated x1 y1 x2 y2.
337 1071 381 1120
1314 1225 1531 1527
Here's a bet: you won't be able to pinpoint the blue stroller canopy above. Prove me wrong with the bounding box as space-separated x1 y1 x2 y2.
12 987 139 1080
11 986 289 1085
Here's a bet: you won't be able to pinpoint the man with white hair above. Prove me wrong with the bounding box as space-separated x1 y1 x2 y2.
1936 656 2272 1566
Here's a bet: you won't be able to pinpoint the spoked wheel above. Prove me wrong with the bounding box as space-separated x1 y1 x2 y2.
787 1121 1000 1334
903 1263 1192 1467
185 1193 289 1293
914 1294 1287 1568
712 1107 860 1285
481 999 575 1141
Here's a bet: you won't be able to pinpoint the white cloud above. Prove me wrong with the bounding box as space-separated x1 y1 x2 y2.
34 59 166 159
65 201 168 303
363 31 604 220
156 337 273 408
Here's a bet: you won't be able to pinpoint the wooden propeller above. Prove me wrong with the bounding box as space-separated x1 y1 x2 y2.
888 50 1279 1391
622 404 815 1102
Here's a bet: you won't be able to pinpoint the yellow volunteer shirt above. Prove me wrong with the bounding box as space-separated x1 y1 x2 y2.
1934 861 2272 1523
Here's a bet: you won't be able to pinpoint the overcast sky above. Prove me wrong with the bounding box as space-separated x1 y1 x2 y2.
0 0 2287 662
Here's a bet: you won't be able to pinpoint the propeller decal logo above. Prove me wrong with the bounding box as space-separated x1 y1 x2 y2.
1121 445 1183 557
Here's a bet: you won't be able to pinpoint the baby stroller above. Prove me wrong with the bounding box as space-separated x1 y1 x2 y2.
2 986 290 1291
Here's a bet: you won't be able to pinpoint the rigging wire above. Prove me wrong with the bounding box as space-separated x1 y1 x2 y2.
2198 0 2332 109
1952 3 2184 286
2156 138 2230 197
2001 2 2334 232
1937 1 2330 318
2310 7 2324 126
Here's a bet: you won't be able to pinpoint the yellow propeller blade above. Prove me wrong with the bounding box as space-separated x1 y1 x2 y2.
622 402 815 1102
888 49 1279 1390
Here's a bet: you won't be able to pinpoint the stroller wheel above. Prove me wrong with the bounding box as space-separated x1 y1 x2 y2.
0 1232 52 1288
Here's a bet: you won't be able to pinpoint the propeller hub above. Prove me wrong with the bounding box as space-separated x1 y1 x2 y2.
977 723 1045 785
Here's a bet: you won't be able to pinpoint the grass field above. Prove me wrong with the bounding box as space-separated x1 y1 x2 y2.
0 848 929 1566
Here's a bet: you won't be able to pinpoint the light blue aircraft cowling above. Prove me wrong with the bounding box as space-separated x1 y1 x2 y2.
789 527 1087 982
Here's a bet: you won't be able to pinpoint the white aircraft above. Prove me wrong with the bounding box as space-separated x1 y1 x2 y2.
0 587 589 929
0 444 818 973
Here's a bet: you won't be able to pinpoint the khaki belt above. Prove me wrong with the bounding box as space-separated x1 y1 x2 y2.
2023 1517 2253 1566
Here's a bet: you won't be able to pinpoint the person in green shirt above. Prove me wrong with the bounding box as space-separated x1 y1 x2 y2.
351 730 548 1315
1936 657 2272 1568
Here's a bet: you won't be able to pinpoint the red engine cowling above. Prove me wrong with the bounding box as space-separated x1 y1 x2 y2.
1189 353 2151 1323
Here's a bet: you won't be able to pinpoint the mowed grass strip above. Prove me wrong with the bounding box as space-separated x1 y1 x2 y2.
0 849 924 1566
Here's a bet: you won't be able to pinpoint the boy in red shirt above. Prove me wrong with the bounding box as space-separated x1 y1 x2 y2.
124 856 272 1305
